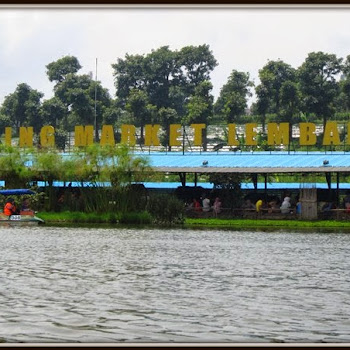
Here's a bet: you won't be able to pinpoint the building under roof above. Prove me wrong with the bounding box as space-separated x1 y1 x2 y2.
144 151 350 174
142 151 350 191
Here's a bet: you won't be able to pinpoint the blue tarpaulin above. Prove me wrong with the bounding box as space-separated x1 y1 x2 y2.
0 189 36 196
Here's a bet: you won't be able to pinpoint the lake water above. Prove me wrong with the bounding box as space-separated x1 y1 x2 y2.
0 225 349 343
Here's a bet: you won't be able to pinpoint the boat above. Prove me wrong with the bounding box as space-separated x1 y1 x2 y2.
0 189 45 225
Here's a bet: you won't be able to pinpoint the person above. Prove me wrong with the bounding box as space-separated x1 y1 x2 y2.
20 198 35 216
191 198 202 212
202 195 211 212
212 197 222 216
280 196 291 214
4 198 18 216
21 198 30 211
321 201 336 218
268 199 280 214
242 198 255 210
343 191 350 209
256 198 263 213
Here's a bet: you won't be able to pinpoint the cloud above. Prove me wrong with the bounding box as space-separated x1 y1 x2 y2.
0 6 350 105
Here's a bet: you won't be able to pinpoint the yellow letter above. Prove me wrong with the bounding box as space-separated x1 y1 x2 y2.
40 125 55 147
228 124 239 146
19 127 33 147
169 124 182 147
322 121 340 146
5 127 11 146
121 124 136 146
100 125 115 146
245 123 257 146
144 124 160 146
191 124 206 147
267 123 290 145
74 125 94 147
299 123 316 146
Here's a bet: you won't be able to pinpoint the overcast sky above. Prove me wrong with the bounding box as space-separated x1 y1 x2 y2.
1 5 350 106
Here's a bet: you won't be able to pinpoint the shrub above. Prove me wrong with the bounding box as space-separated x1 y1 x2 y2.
147 194 185 225
119 211 152 225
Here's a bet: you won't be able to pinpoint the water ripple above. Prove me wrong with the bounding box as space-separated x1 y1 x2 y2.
0 227 349 342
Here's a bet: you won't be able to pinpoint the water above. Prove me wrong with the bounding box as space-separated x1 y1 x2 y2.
0 226 349 343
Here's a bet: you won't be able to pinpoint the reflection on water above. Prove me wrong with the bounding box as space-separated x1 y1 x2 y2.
0 226 349 343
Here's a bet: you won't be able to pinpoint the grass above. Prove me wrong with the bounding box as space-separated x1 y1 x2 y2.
38 211 350 231
185 217 350 230
38 211 152 225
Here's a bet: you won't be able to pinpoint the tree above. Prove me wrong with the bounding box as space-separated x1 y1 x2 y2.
46 55 82 84
53 72 112 140
184 80 214 150
298 51 342 126
157 107 179 149
1 83 43 132
112 44 217 123
177 44 218 95
40 97 67 128
125 89 153 141
214 70 253 124
279 80 300 124
256 60 297 116
338 55 350 113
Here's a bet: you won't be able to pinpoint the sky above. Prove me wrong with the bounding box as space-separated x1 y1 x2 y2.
1 5 350 106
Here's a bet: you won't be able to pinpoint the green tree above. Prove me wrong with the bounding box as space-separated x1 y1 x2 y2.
1 83 43 132
40 97 67 128
46 55 82 84
256 60 297 116
298 51 342 126
157 107 179 149
54 73 112 140
338 55 350 114
112 44 217 123
184 80 214 150
125 89 153 141
214 70 253 124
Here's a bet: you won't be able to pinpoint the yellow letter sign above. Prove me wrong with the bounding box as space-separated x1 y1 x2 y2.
19 127 33 147
75 125 94 147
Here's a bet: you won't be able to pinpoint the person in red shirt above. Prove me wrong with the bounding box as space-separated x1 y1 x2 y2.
4 198 17 216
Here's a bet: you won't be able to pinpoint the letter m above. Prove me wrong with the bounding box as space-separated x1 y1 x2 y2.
75 125 94 146
267 123 290 145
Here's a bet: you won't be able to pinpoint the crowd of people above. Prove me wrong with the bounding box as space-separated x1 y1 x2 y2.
186 194 222 216
185 190 350 219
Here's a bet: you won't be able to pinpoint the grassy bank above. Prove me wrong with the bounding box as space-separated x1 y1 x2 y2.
185 217 350 229
38 211 350 230
38 211 152 225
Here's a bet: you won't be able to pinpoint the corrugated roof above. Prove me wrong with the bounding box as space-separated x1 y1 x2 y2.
142 151 350 173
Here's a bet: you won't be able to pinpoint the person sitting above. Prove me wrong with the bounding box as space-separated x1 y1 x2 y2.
256 198 263 213
202 195 211 212
4 198 18 217
280 197 291 214
189 198 202 212
212 197 222 216
242 198 255 210
268 199 280 213
20 198 35 216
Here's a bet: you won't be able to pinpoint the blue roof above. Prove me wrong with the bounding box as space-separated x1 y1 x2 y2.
141 151 350 172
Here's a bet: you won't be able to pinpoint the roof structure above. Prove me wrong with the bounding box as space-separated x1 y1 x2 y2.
143 151 350 174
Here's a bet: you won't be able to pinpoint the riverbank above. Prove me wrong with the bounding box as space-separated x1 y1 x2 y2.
37 211 350 230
